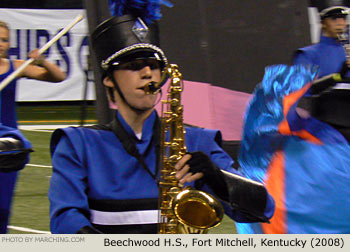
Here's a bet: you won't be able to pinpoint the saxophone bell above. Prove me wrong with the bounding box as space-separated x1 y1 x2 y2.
171 187 224 233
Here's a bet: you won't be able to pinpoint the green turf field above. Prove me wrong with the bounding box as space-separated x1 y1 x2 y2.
17 102 97 125
7 103 237 234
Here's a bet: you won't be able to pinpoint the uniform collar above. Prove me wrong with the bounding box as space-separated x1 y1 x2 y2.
320 35 341 45
116 110 156 141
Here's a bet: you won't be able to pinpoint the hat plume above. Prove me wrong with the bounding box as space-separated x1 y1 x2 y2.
108 0 173 24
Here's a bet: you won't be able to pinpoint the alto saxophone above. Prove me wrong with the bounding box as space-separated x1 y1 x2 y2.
338 24 350 68
336 23 350 82
144 64 224 234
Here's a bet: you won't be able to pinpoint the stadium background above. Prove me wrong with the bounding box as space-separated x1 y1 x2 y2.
0 0 312 233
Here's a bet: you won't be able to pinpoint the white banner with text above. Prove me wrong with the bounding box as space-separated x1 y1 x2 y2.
0 8 95 101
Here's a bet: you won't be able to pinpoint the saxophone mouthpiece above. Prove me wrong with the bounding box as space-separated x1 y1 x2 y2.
142 81 159 94
142 65 175 94
143 76 169 94
148 81 159 92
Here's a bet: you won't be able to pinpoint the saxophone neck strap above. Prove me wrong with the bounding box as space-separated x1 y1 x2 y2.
109 113 161 181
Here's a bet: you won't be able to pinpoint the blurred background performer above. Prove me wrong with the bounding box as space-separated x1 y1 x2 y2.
293 0 350 79
239 1 350 234
0 126 32 233
48 0 275 234
0 20 66 233
236 63 350 233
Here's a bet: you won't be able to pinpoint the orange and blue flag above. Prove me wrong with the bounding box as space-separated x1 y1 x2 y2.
236 65 350 234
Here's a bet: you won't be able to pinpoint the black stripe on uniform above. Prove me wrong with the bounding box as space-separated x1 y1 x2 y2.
92 223 158 234
89 198 158 212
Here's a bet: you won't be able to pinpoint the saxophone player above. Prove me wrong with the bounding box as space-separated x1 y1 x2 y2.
48 1 275 234
235 0 350 234
293 0 350 79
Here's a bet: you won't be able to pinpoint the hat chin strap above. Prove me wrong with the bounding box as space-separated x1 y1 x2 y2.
110 75 132 110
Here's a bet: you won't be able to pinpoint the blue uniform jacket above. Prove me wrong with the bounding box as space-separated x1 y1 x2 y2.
293 35 347 78
49 111 274 234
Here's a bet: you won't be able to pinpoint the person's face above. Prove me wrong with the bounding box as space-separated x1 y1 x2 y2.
104 59 162 111
322 15 347 38
0 27 10 58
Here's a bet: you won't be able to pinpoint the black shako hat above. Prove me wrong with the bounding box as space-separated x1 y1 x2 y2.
310 0 350 19
91 15 168 73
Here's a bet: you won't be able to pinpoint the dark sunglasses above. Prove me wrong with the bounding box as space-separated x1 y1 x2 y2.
114 59 161 71
329 14 347 20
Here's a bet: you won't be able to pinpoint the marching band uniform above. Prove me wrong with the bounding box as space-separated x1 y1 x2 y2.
294 35 348 78
49 110 274 234
49 1 274 234
293 1 350 80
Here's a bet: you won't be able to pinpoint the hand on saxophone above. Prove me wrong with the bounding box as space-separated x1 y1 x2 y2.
174 151 222 185
174 153 204 184
175 152 230 201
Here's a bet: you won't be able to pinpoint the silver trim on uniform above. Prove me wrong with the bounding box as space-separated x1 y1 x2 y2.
90 209 159 225
101 43 168 70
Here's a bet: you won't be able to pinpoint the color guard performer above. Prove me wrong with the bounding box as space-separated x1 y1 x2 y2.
0 20 66 233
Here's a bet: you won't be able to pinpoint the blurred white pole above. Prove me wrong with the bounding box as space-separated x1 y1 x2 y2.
0 14 83 92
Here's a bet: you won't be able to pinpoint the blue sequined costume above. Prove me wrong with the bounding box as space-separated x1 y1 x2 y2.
236 65 350 234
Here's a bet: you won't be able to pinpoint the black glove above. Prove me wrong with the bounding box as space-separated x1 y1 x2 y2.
340 60 350 80
77 226 103 234
186 151 229 201
187 151 269 223
0 137 33 173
